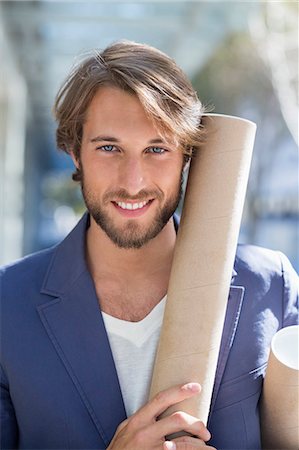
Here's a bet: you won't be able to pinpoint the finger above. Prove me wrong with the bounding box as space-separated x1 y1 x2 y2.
173 435 216 448
129 383 201 427
151 383 202 420
164 438 217 450
164 439 209 449
115 417 129 433
152 412 211 441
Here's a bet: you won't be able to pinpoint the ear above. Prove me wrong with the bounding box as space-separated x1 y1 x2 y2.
70 151 80 169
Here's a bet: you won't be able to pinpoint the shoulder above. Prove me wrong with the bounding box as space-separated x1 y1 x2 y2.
236 243 284 272
0 247 59 356
234 244 298 326
235 243 297 282
0 246 56 295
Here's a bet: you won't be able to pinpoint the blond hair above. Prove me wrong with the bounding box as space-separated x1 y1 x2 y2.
54 40 205 180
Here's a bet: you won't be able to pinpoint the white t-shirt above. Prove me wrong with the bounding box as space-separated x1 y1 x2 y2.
102 296 166 417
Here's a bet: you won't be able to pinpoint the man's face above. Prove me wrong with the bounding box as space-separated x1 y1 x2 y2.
74 86 184 249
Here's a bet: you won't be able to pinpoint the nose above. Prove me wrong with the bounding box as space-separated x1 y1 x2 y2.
118 156 148 196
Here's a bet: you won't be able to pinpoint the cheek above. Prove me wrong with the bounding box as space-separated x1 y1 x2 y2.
152 153 183 176
81 157 118 188
153 165 182 194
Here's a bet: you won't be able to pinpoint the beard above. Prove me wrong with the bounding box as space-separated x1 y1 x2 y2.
80 170 183 249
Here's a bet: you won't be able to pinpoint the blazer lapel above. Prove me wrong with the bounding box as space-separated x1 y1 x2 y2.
209 284 245 415
37 214 126 447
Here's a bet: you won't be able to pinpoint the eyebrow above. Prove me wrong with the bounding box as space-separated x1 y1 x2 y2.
90 135 167 144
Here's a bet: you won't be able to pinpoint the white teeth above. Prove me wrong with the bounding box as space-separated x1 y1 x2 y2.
116 200 149 210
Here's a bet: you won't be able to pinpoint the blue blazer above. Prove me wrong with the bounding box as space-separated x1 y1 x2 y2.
1 214 298 449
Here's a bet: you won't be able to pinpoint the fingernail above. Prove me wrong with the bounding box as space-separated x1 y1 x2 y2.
182 382 200 392
164 442 176 450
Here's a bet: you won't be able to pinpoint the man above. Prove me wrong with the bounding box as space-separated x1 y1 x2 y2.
1 41 298 450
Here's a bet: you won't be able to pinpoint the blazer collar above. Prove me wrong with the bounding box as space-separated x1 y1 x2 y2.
41 212 90 296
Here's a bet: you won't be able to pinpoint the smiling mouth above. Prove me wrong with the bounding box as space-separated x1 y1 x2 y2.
113 199 153 211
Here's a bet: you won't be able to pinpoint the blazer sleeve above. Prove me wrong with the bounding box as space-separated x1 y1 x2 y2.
278 251 299 327
0 364 19 449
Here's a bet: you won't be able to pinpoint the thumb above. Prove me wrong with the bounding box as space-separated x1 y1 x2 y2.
164 443 176 450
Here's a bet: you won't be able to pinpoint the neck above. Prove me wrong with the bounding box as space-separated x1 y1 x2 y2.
86 216 177 283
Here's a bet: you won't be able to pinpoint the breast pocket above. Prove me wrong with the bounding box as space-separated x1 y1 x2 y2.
208 365 266 450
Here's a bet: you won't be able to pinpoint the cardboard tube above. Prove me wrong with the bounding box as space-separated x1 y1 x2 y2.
149 114 256 425
261 325 299 449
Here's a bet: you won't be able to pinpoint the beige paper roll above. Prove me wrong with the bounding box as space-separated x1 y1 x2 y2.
149 114 256 425
261 325 299 449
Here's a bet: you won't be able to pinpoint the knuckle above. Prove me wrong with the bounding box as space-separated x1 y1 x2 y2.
116 418 128 433
154 389 167 404
127 414 139 430
172 411 186 426
198 420 205 429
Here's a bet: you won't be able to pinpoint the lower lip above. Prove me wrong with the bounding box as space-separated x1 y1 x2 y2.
112 200 154 217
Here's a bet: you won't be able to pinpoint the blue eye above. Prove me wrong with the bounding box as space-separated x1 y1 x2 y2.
98 145 115 152
148 147 166 154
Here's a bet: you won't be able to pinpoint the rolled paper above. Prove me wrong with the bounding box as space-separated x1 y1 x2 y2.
261 325 299 449
149 114 256 425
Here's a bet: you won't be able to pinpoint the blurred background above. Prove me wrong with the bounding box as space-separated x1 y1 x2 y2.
0 0 298 271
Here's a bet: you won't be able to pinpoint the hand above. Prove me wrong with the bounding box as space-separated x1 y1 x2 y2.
107 382 216 450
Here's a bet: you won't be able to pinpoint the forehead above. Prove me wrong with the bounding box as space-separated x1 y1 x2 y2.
85 86 150 129
83 86 176 145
